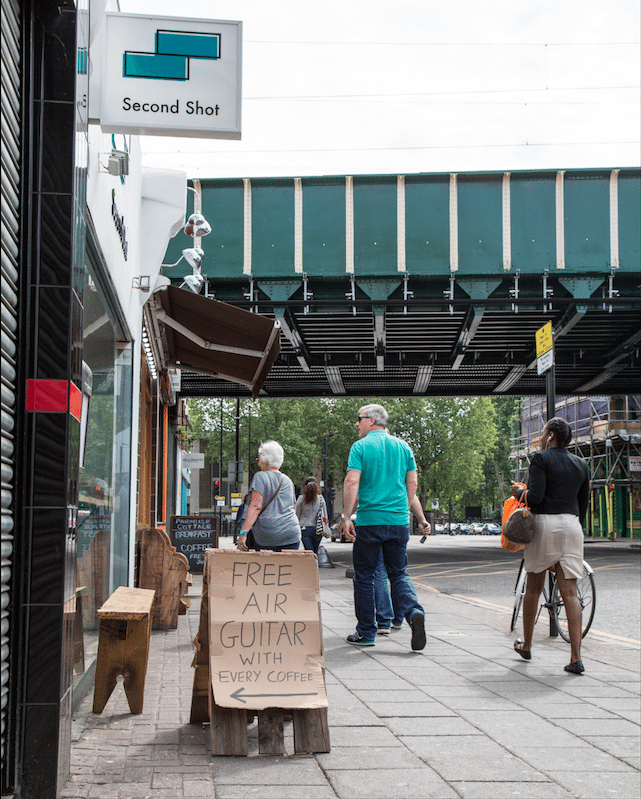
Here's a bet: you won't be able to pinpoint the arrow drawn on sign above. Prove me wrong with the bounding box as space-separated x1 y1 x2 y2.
230 687 319 704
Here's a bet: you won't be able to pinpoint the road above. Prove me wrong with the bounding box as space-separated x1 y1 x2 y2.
324 535 641 645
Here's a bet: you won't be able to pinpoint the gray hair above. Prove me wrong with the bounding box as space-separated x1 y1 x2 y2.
359 404 388 427
258 440 284 468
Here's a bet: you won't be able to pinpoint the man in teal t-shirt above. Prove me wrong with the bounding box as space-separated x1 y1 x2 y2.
338 404 426 649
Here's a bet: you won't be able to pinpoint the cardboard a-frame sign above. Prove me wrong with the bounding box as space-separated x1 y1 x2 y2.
207 550 327 711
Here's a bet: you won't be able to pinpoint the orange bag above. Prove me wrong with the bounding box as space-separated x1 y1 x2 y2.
501 483 527 552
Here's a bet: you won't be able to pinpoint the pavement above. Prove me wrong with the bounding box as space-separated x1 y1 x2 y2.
63 538 640 799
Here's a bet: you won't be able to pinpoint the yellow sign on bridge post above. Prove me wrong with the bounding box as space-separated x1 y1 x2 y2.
536 322 554 375
535 321 553 358
536 321 556 420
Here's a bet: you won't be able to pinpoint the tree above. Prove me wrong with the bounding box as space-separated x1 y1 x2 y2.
391 398 497 519
485 397 520 512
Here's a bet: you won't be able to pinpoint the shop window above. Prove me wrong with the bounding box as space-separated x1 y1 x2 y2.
74 258 132 689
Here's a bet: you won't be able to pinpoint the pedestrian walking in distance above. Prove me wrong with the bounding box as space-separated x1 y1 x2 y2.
339 404 426 649
296 475 329 554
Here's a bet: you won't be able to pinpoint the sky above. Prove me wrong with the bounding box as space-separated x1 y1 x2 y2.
117 0 640 178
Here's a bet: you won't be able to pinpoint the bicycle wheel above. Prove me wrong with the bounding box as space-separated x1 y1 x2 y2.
510 560 526 631
551 565 596 643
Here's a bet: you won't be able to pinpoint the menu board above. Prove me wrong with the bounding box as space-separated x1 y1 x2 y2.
169 515 218 573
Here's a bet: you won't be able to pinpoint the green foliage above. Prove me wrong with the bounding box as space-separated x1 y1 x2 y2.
485 397 520 512
186 395 511 518
390 397 497 518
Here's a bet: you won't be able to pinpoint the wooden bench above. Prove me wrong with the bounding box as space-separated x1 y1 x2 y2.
138 527 191 629
93 586 155 715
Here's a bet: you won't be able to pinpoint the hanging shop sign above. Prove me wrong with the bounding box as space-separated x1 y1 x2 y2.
182 453 205 469
99 12 242 139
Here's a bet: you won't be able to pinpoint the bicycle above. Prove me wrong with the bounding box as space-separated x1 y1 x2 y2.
510 558 596 642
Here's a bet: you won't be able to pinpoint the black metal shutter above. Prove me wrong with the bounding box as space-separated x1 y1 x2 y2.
0 0 21 779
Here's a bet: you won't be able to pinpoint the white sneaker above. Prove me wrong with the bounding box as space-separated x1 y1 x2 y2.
377 627 391 635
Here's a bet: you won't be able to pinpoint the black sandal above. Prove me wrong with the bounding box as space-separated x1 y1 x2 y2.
513 638 531 660
564 661 585 674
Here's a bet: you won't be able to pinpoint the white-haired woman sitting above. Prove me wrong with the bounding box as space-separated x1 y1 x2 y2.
237 441 301 552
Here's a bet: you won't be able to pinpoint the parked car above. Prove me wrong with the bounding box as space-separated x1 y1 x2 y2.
434 524 445 534
468 522 484 535
481 522 501 535
449 523 469 535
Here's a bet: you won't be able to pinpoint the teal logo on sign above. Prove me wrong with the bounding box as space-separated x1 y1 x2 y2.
123 29 221 81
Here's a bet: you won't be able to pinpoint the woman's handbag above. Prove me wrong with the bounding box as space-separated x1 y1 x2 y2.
502 489 535 546
315 508 332 538
501 488 525 552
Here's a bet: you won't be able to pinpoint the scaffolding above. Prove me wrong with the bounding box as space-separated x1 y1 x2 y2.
510 395 641 539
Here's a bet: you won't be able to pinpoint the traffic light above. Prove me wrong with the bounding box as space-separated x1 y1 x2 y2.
213 479 220 503
329 487 336 501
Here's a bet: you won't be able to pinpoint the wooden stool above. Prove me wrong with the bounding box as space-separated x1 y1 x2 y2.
93 586 155 715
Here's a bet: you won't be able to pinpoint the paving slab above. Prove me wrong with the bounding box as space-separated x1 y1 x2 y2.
456 709 593 747
547 770 641 799
385 715 484 736
325 768 457 798
214 786 338 799
326 725 402 747
398 734 548 782
362 700 457 717
449 781 575 799
583 734 641 760
210 755 329 784
511 742 637 773
436 695 524 711
315 745 424 771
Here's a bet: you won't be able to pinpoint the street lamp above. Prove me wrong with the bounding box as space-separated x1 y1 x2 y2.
323 430 338 510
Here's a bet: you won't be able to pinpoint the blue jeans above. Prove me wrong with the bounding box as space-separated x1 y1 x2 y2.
375 551 403 629
301 525 322 554
352 525 423 641
253 541 300 552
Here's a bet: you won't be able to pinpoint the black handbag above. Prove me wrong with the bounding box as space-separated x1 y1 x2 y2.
503 491 535 545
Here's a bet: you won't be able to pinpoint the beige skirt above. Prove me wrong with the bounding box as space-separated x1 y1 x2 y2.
524 513 584 580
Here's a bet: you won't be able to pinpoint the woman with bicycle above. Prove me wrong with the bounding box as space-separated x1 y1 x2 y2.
511 417 590 674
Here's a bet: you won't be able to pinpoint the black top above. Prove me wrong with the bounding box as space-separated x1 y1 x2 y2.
517 448 590 525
